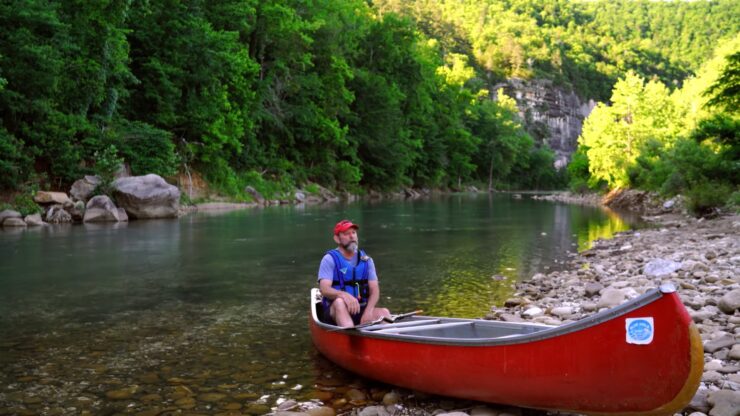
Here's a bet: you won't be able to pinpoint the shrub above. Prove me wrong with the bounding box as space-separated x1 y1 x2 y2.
685 181 732 217
115 121 179 177
93 144 124 195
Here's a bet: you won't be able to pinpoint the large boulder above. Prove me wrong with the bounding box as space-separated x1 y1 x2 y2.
33 191 71 205
112 174 180 219
83 195 127 222
69 175 101 202
0 209 22 226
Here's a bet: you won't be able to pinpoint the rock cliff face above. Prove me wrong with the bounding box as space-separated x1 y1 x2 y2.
494 78 596 168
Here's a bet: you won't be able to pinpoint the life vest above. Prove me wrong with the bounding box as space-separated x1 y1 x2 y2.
323 248 370 308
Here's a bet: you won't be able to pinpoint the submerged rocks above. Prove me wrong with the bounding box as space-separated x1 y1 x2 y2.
112 174 180 219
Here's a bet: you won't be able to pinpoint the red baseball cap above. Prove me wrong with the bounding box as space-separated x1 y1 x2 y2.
334 220 359 235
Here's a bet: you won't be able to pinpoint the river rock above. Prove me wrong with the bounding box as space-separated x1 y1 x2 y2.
70 175 101 202
346 388 367 403
703 371 723 383
690 389 711 413
596 288 626 309
550 306 573 317
704 336 737 353
278 400 298 411
718 290 740 314
643 259 683 277
0 209 21 225
358 406 388 416
307 407 335 416
197 392 227 402
84 195 127 222
112 174 180 219
24 213 45 226
33 191 71 205
46 205 72 223
584 282 603 297
522 307 544 318
3 217 27 227
382 392 401 405
707 390 740 416
105 387 135 400
729 344 740 361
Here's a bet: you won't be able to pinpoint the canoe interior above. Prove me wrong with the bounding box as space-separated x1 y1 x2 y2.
313 296 551 340
311 287 668 345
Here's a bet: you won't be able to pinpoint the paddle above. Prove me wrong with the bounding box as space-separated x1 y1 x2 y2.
331 310 424 331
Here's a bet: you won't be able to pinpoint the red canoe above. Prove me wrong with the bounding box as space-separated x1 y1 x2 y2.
309 285 703 415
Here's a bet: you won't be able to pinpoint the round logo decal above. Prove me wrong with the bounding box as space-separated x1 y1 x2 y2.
628 319 652 341
625 317 654 344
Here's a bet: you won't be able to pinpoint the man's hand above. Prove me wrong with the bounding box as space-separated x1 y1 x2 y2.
341 292 361 315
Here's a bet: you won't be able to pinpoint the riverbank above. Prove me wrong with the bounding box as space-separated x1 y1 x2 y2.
284 212 739 416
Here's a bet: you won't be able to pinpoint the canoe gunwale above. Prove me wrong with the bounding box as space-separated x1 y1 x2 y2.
310 287 667 346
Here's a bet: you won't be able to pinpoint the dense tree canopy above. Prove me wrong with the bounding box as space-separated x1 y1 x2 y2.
0 0 737 199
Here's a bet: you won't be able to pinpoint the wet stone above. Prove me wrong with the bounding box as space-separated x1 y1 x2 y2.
106 387 136 400
221 402 242 410
307 406 335 416
141 394 163 402
139 372 160 384
308 390 334 402
382 392 401 406
345 389 366 402
243 403 271 415
232 392 260 400
175 397 196 408
136 409 164 416
331 398 348 407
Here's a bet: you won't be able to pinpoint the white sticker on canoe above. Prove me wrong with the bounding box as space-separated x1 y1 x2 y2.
626 317 654 345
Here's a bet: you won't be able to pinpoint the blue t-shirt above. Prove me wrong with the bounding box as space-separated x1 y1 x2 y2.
317 252 378 282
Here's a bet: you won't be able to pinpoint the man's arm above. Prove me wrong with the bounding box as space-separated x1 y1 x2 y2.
364 280 380 311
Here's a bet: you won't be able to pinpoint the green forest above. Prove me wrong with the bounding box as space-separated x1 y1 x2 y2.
0 0 738 210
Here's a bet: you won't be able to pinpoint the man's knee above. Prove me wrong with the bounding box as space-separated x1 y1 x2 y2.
378 307 391 317
331 298 348 313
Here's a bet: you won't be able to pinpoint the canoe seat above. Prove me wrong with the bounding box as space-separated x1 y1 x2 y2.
373 321 472 335
362 319 441 331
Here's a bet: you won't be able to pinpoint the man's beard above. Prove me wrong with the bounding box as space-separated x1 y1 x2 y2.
343 241 358 252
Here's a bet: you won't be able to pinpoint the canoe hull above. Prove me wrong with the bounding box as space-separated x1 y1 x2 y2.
310 290 702 415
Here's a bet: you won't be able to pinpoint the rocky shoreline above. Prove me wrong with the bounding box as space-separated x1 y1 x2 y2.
278 211 739 416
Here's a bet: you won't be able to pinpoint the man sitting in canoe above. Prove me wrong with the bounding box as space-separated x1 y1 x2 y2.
318 220 391 327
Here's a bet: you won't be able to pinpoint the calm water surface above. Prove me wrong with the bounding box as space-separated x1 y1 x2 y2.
0 194 634 414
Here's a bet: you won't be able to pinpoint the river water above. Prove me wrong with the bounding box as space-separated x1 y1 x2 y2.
0 194 635 414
